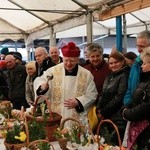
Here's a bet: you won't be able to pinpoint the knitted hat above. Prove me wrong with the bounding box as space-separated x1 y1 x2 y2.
61 42 80 57
13 52 22 61
0 47 9 55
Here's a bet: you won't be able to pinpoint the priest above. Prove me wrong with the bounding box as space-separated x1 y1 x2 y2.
34 42 98 125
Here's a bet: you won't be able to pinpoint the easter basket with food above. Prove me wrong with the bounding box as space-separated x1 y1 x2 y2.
26 95 62 141
96 119 127 150
54 117 97 150
4 113 29 150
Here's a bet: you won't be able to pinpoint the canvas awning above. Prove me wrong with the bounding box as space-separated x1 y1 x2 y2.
0 0 150 45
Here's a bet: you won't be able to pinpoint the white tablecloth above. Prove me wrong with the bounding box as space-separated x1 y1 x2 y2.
0 139 6 150
0 139 61 150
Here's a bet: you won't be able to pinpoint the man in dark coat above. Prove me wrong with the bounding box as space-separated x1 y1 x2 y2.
5 55 29 109
34 47 55 76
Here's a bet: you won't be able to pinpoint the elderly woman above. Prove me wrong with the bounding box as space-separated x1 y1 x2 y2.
25 61 37 106
122 50 150 150
96 51 130 144
84 43 110 101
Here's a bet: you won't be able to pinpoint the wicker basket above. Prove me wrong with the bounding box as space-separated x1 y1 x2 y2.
4 141 27 150
0 119 14 131
57 117 82 150
0 100 11 107
96 119 123 150
26 95 62 142
4 114 30 150
0 100 12 119
27 139 54 150
57 137 68 150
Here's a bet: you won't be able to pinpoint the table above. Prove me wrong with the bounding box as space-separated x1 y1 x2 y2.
0 139 62 150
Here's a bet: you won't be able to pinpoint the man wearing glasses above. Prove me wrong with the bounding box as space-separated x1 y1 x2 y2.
124 30 150 106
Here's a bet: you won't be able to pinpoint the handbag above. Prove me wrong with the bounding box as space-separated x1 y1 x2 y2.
87 105 98 130
127 120 149 150
127 81 150 149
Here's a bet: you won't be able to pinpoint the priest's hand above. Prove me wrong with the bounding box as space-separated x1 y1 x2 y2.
64 99 78 109
41 82 49 91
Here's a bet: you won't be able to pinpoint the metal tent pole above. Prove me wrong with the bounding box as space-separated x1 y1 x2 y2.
116 16 123 52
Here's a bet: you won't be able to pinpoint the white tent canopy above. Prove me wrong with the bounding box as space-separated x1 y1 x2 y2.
0 0 150 44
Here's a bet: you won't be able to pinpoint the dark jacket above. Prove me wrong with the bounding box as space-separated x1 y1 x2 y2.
122 71 150 148
36 56 55 76
97 65 130 139
52 56 63 65
7 64 27 101
123 72 150 121
97 66 130 117
0 68 9 99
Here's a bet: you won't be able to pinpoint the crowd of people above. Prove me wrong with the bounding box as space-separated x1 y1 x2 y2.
0 30 150 149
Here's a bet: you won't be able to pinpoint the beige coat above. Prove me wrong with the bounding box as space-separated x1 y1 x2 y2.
25 75 35 104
